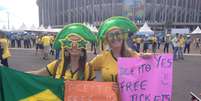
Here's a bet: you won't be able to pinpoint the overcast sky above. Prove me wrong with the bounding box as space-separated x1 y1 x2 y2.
0 0 38 29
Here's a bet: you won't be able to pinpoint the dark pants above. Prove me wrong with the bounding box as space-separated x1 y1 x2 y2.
178 47 184 60
157 42 160 49
152 43 157 53
143 43 148 53
0 47 8 67
184 44 190 54
196 43 199 48
164 43 169 53
136 43 140 53
11 40 15 47
1 58 8 67
27 39 31 48
17 40 21 48
173 47 178 60
24 40 28 48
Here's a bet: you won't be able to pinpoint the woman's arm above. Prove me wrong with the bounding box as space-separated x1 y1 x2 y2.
27 67 50 76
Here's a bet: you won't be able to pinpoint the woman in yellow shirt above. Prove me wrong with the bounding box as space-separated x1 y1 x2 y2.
178 34 185 60
29 23 96 81
89 16 140 82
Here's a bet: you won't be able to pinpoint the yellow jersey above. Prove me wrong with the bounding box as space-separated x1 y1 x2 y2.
47 60 95 80
151 37 157 43
136 37 141 43
41 36 51 46
89 51 138 82
178 37 185 48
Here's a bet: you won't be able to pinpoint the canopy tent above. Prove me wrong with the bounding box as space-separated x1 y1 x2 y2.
25 25 62 33
136 22 154 36
83 22 98 33
18 23 28 31
3 23 28 32
191 26 201 34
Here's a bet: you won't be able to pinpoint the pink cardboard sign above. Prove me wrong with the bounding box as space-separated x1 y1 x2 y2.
118 54 173 101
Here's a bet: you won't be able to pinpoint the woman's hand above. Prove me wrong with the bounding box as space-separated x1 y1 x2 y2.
112 82 121 101
140 53 153 59
112 82 119 93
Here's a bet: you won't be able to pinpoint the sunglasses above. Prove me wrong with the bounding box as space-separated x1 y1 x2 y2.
61 39 88 49
107 31 129 41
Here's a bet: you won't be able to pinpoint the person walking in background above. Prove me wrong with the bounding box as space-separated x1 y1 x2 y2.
27 34 32 48
10 34 16 48
41 34 51 60
143 34 149 53
35 35 40 56
151 34 157 53
195 38 200 48
157 36 161 49
178 34 185 60
31 34 36 47
172 33 179 60
0 30 11 67
136 35 141 53
164 34 171 53
184 35 192 54
16 34 21 48
23 34 27 48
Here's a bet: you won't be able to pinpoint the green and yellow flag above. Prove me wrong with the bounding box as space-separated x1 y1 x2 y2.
0 66 64 101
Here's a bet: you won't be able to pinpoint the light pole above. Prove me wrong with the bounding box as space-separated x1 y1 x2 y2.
6 12 10 29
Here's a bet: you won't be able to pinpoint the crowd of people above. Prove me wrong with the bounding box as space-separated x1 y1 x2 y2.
0 16 201 100
129 33 200 60
9 33 36 48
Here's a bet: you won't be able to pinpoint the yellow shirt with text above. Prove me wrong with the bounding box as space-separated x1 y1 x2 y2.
47 60 95 80
89 51 139 82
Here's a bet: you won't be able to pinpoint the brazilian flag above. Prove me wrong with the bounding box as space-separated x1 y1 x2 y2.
0 66 64 101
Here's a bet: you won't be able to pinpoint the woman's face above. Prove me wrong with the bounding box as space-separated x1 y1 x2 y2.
106 29 124 48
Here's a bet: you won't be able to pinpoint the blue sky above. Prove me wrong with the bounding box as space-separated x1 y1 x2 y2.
0 0 38 29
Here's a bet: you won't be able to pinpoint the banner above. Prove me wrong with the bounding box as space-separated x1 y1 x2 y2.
122 0 145 20
118 54 173 101
64 81 118 101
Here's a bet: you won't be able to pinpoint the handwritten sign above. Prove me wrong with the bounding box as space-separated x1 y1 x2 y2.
118 54 173 101
64 81 118 101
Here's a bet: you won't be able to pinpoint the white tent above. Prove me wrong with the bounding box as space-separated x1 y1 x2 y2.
14 23 28 32
83 23 98 33
137 22 154 36
191 26 201 34
25 25 61 33
92 26 98 33
138 22 154 33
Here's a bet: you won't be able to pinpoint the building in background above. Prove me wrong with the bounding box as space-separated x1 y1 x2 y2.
37 0 201 31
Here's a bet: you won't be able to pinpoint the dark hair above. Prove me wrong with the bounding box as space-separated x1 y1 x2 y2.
120 40 132 57
78 48 87 80
62 50 71 77
120 40 126 57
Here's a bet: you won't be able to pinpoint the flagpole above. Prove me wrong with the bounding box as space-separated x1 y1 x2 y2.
7 12 10 29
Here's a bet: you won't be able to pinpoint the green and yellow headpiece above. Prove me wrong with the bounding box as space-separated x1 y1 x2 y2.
53 23 97 49
98 16 138 41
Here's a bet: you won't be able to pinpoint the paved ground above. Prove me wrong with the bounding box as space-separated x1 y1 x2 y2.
7 48 201 101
